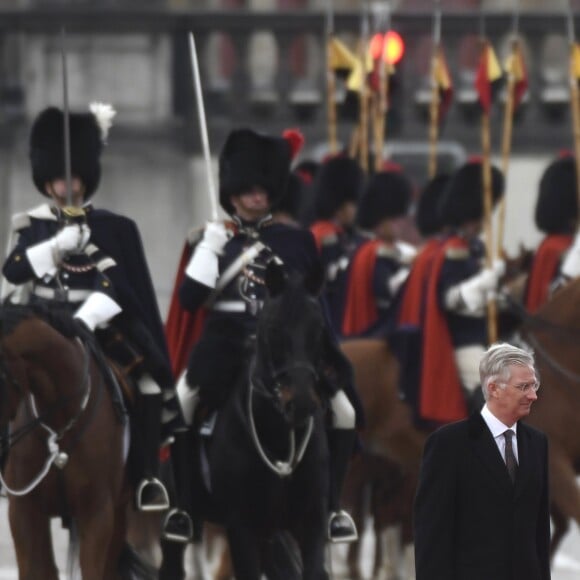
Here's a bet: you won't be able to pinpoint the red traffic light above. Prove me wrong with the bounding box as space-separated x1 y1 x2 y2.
370 30 405 66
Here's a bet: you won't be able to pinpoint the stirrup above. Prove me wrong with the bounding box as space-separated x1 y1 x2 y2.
161 508 194 543
328 510 359 544
136 477 170 512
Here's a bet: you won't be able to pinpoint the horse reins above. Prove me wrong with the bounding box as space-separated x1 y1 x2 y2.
247 357 315 478
0 337 95 496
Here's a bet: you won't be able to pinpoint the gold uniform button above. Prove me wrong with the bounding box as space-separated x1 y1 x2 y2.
14 254 22 262
102 280 110 287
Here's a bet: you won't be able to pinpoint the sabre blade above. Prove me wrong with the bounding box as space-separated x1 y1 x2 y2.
60 27 73 210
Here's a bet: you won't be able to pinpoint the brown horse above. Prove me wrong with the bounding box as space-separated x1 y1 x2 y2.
520 278 580 558
0 304 153 580
340 339 425 579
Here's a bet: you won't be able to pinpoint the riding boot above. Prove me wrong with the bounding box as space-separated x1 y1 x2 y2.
327 428 358 543
162 428 194 543
135 391 171 511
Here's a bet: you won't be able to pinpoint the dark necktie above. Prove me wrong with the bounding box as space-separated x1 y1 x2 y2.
503 430 518 484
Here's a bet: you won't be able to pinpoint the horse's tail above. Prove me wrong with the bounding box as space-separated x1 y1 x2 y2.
66 520 81 580
118 542 158 580
262 531 303 580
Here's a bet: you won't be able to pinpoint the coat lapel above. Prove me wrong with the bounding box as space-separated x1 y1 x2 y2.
468 413 514 495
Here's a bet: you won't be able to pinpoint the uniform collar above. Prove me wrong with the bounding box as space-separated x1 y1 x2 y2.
232 214 273 236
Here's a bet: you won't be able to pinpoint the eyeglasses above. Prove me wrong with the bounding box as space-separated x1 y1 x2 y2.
500 381 540 394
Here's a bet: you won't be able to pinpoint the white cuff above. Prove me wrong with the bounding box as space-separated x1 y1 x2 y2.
74 292 122 331
185 244 219 289
561 245 580 279
25 239 59 279
329 390 356 429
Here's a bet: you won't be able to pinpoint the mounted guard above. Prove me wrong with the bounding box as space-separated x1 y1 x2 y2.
164 127 361 544
1 104 183 516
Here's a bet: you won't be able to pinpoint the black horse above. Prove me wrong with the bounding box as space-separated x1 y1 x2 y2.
160 263 332 580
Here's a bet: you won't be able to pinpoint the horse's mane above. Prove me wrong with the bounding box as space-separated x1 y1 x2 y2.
0 302 78 339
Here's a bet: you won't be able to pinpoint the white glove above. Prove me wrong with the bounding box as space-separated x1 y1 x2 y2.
198 221 229 255
491 258 506 278
74 291 122 332
561 233 580 279
185 222 230 289
459 268 500 312
54 224 91 256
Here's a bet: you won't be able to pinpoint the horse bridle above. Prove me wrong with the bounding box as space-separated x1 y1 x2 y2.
247 346 318 478
0 337 94 496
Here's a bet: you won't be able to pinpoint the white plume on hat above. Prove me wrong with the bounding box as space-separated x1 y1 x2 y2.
89 102 116 142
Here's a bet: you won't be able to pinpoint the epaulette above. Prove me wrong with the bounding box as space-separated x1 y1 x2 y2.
445 247 469 260
11 212 31 231
376 244 399 259
321 234 339 246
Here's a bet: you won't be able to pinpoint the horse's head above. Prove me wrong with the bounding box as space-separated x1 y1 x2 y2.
253 261 326 427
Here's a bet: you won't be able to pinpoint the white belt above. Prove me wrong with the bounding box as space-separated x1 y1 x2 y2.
32 286 92 302
212 300 262 313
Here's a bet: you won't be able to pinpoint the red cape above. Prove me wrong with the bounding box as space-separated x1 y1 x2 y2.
310 220 343 253
525 234 572 313
398 239 443 327
419 236 468 423
164 241 206 378
341 239 383 336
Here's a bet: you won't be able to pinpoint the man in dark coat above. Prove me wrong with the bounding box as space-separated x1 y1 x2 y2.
414 342 551 580
1 105 182 517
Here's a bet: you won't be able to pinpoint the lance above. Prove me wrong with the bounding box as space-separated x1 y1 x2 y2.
497 0 521 256
428 0 442 179
188 32 219 222
567 1 580 228
60 27 75 215
479 38 499 344
373 2 391 173
358 0 370 173
325 0 338 155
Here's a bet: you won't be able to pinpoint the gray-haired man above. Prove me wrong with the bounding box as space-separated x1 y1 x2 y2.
414 343 551 580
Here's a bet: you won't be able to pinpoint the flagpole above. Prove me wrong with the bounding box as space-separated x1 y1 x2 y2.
479 39 498 344
568 1 580 226
358 3 370 173
428 0 442 179
497 37 518 256
373 3 391 173
326 0 338 154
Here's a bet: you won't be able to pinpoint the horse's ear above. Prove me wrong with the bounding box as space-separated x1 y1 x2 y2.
265 261 287 297
304 262 325 297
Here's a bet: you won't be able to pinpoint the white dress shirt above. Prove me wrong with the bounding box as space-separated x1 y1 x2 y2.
481 404 519 463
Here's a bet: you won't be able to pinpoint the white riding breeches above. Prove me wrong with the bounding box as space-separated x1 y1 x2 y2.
176 370 199 426
330 390 356 430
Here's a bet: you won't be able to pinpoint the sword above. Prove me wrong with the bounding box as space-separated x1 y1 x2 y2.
188 32 219 221
60 27 74 212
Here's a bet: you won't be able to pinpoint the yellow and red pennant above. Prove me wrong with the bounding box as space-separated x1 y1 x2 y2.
475 41 503 113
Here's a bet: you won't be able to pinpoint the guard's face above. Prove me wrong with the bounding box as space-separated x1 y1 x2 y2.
231 187 270 220
489 364 539 424
46 177 85 208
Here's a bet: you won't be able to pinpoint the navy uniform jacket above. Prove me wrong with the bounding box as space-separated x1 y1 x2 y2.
414 413 551 580
437 235 487 348
3 203 172 380
179 216 364 423
313 226 367 335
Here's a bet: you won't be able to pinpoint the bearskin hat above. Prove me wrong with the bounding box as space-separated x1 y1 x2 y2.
535 156 578 234
218 128 303 215
415 174 451 237
439 160 504 227
29 105 112 198
314 156 364 219
273 173 305 221
357 170 413 230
